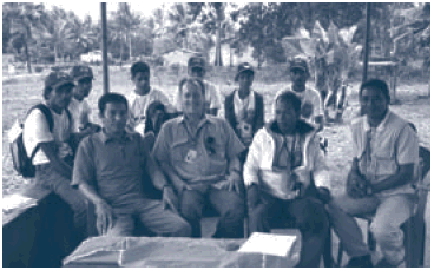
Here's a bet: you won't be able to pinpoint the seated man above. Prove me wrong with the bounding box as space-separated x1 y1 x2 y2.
152 78 246 238
72 93 191 237
244 90 330 268
327 79 419 267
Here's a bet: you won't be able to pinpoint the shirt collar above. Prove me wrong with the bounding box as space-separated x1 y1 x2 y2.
363 110 391 132
98 129 134 144
180 114 211 129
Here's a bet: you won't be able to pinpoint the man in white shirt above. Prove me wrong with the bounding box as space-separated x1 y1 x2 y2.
69 65 100 151
176 56 222 116
126 61 176 136
282 57 324 132
23 71 87 240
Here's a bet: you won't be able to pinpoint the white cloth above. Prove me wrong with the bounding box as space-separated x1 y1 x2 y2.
24 108 72 165
176 80 222 113
234 89 256 123
243 127 329 200
68 98 92 133
126 87 175 135
276 86 324 126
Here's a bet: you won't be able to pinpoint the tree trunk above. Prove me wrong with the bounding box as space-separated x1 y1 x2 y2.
215 22 223 66
24 40 32 73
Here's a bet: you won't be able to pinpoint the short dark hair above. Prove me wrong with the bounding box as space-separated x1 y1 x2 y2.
178 78 205 95
275 90 302 115
98 92 128 114
360 79 390 103
131 61 150 79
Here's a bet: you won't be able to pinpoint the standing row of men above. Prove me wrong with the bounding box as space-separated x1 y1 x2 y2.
21 55 421 268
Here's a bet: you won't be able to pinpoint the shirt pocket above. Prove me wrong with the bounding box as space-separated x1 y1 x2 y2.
373 144 397 176
170 138 192 164
206 139 227 176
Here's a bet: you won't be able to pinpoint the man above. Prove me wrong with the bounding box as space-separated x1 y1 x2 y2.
153 78 246 238
23 71 87 239
224 62 264 149
282 56 324 132
176 56 222 116
72 92 191 237
327 79 419 267
244 90 330 268
69 65 100 151
126 61 176 136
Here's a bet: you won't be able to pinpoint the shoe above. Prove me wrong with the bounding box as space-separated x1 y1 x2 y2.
346 255 374 268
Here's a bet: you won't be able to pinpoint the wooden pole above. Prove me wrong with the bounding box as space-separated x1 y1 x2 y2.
101 2 109 93
362 2 371 84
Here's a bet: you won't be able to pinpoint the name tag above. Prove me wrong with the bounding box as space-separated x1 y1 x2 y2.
185 150 198 163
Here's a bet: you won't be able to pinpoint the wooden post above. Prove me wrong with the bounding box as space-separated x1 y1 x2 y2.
362 2 371 84
101 2 109 93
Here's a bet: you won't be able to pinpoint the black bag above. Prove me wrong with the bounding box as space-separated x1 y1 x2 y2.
10 104 54 178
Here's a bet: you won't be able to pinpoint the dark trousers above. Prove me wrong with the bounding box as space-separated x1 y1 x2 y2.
180 187 245 238
249 194 329 268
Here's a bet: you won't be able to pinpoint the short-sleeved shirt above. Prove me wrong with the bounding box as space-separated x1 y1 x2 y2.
23 106 73 165
68 98 92 133
152 116 245 184
176 80 222 114
126 88 175 135
280 86 324 125
72 131 148 211
351 111 419 197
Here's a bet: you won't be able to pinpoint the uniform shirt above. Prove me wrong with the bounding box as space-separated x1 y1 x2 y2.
351 111 419 197
68 98 92 133
126 87 175 135
243 125 329 200
176 80 222 115
23 106 73 165
152 116 245 184
72 131 149 212
279 86 324 126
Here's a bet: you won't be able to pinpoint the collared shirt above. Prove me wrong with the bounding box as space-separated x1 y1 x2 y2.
152 115 245 184
351 111 419 197
72 130 149 210
126 87 175 135
68 98 92 133
24 104 73 165
277 86 324 126
234 89 256 123
176 80 222 114
243 126 329 200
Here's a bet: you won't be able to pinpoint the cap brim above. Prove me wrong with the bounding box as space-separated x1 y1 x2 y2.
53 81 75 88
76 75 94 81
290 66 307 72
189 65 205 69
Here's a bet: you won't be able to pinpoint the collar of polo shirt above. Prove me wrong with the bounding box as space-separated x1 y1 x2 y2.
98 130 134 143
363 109 391 132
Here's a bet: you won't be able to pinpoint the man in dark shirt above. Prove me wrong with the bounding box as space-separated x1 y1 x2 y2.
72 93 191 237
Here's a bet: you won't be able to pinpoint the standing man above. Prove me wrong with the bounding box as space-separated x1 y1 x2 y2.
72 92 191 237
282 56 324 132
176 56 222 116
69 65 100 152
327 79 419 267
126 61 176 136
153 78 246 238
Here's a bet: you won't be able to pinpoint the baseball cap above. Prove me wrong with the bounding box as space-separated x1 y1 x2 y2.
235 62 255 81
188 56 206 69
45 71 74 88
71 65 94 80
289 57 309 74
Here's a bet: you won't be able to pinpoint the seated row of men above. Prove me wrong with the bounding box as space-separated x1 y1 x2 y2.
22 57 420 268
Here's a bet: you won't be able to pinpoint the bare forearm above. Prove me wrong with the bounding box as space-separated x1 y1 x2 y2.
79 183 104 205
228 156 241 173
39 143 72 178
371 167 413 193
146 157 167 190
159 162 185 187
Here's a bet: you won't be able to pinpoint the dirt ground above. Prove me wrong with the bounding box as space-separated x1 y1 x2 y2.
2 71 430 266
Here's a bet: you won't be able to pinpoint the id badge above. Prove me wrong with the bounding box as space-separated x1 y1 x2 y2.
185 150 198 163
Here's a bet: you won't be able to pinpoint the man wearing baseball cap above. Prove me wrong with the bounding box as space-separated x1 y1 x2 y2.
224 62 264 157
23 71 87 243
280 56 324 132
176 55 222 116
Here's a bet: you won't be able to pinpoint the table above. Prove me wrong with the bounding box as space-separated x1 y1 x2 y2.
63 231 302 268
